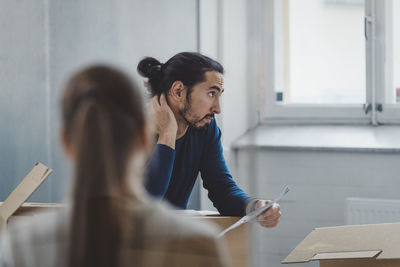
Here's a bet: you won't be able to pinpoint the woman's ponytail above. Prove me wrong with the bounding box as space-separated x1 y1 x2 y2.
68 100 122 267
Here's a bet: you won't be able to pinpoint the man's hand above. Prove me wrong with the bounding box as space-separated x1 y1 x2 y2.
150 93 178 149
254 200 281 228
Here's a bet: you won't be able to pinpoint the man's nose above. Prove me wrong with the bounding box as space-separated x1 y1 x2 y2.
212 99 221 114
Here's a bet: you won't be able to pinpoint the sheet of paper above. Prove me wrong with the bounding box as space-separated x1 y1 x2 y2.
217 185 290 238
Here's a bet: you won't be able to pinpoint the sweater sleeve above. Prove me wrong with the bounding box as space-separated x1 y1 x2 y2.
145 144 176 198
199 120 253 216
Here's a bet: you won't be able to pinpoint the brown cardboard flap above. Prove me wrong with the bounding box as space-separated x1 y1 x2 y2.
282 223 400 264
0 162 52 222
311 250 381 260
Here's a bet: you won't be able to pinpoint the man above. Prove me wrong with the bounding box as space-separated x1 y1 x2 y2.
137 52 280 228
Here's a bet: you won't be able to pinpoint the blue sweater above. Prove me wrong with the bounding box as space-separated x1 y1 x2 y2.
145 119 252 216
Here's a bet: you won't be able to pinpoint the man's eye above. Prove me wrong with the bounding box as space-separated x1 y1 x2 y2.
208 91 215 97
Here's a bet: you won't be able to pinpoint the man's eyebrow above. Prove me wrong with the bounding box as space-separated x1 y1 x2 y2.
209 86 224 93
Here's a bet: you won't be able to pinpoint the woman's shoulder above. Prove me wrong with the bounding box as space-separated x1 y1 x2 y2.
123 200 230 267
130 200 221 238
1 208 69 267
6 208 68 244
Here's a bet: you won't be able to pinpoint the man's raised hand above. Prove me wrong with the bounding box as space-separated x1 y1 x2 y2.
151 93 178 149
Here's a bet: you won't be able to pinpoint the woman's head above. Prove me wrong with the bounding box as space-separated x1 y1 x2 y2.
137 52 224 98
62 65 147 182
61 65 148 267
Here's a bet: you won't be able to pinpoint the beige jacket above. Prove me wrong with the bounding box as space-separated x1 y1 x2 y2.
0 201 230 267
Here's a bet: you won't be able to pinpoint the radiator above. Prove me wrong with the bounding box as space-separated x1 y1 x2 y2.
345 197 400 225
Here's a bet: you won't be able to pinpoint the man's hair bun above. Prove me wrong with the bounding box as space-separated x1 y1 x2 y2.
137 57 163 95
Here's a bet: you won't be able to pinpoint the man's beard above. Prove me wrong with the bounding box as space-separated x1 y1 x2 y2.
179 99 214 131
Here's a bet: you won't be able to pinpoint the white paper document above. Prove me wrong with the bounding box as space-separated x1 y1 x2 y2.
217 185 290 238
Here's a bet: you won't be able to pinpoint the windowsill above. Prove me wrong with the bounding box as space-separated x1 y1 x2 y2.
232 124 400 153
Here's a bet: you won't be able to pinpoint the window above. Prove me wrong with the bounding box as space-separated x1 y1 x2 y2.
386 0 400 104
278 0 365 104
262 0 400 124
393 0 400 103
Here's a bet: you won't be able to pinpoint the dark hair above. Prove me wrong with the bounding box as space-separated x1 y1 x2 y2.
137 52 224 97
62 65 145 267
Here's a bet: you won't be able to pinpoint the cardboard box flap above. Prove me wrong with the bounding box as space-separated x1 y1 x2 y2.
0 162 52 222
311 250 381 260
10 202 65 216
282 223 400 264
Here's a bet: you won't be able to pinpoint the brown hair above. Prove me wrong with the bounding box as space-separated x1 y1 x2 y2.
62 65 145 267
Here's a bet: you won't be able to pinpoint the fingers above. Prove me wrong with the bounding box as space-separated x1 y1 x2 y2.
159 93 167 106
151 95 160 110
152 93 169 110
257 203 281 228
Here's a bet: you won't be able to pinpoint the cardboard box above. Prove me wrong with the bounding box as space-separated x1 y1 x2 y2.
282 223 400 267
0 162 53 235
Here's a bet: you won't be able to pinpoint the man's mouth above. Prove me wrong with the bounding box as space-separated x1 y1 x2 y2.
203 114 214 122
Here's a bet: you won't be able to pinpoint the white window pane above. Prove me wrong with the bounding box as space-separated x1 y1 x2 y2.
276 0 366 104
393 0 400 103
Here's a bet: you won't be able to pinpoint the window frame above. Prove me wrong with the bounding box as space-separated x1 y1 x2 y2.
260 0 398 125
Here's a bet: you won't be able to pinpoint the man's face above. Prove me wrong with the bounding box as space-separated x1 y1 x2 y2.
179 71 224 130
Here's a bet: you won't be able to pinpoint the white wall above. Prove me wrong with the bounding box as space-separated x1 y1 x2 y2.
234 147 400 267
0 0 198 202
0 0 50 201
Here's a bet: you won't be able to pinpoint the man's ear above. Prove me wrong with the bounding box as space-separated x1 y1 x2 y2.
168 81 186 103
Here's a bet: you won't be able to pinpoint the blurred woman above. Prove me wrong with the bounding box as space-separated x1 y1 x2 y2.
0 65 229 267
